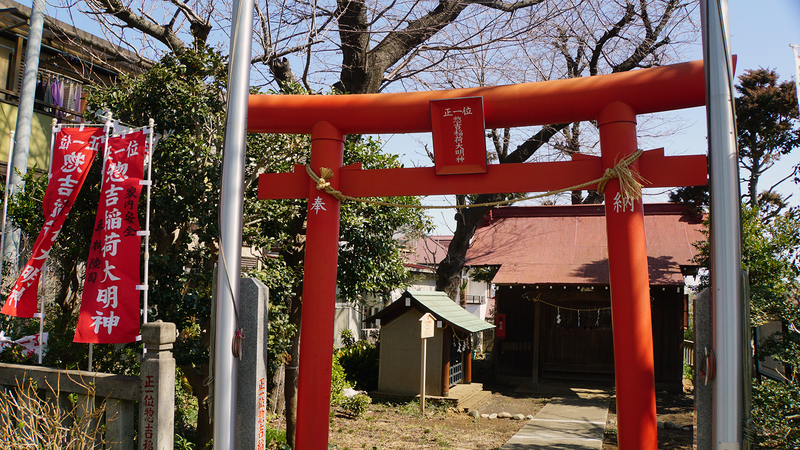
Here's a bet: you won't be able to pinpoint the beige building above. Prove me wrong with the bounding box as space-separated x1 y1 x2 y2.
370 290 493 397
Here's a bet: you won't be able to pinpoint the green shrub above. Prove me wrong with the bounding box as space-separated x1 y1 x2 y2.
337 341 379 392
331 348 351 406
341 393 372 419
752 379 800 449
175 434 195 450
341 329 356 347
265 426 290 450
683 363 694 382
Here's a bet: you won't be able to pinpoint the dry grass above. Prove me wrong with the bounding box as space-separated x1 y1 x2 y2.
0 375 114 449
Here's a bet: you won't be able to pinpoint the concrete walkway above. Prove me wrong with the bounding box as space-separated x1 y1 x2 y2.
501 388 610 450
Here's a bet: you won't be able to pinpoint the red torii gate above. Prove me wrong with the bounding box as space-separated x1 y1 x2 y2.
250 59 708 449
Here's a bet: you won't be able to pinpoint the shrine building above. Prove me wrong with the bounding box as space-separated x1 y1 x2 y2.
466 203 704 393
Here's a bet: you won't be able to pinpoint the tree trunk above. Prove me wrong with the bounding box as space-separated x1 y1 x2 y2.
180 363 211 449
435 202 497 299
748 157 761 209
284 294 302 447
269 364 285 415
281 215 307 447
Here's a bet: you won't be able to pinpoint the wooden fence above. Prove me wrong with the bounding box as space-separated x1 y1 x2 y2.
0 362 139 449
682 340 695 367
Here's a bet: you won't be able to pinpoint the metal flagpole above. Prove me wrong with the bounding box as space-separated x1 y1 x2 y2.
87 113 115 372
700 1 745 448
139 119 155 356
35 118 58 364
1 131 15 273
214 0 253 446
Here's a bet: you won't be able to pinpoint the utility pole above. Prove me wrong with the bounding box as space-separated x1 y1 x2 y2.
700 1 745 448
213 0 253 447
2 0 46 267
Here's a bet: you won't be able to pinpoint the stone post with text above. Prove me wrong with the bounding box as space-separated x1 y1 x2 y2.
236 277 270 450
139 320 176 450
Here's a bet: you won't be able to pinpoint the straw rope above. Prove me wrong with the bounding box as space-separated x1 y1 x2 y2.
304 149 646 210
523 291 612 312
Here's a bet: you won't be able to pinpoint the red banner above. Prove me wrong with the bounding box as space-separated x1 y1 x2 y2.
74 130 147 343
1 127 103 317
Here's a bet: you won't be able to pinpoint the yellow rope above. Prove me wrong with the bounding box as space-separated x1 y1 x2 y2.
523 292 612 312
305 149 646 210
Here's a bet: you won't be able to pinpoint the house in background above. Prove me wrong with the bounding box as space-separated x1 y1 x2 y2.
332 234 495 348
369 290 494 399
395 234 494 322
0 0 149 174
466 204 704 392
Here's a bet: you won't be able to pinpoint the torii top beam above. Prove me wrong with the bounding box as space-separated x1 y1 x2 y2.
248 59 706 135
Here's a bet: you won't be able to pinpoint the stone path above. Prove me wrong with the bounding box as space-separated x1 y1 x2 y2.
501 390 610 450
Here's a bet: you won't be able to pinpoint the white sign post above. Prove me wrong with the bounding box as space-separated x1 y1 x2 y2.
420 313 435 415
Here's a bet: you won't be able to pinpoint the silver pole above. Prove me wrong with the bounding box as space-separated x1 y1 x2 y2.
0 130 15 274
37 262 46 364
3 0 47 266
214 0 253 446
142 119 154 327
35 119 57 366
700 1 744 449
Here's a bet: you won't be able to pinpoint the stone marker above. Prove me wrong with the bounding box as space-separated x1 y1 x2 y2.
695 288 712 449
140 320 176 450
236 278 270 450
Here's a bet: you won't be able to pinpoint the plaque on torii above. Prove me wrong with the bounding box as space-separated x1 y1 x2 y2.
251 60 709 450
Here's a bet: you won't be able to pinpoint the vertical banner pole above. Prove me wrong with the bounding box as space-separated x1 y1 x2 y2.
0 130 15 275
700 1 744 448
294 122 344 449
214 0 253 446
35 119 58 364
598 101 657 450
37 263 46 364
142 119 154 327
86 114 114 371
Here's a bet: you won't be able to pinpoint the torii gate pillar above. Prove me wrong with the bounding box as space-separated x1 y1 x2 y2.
599 101 657 449
294 122 345 450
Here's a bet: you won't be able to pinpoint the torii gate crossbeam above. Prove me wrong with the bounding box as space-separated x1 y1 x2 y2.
252 59 708 450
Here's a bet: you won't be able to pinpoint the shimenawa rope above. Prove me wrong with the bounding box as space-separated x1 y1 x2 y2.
304 149 646 210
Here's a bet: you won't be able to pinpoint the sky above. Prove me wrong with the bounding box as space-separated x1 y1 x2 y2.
45 0 800 234
395 0 800 234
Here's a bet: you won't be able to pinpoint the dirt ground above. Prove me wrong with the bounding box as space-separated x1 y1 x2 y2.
602 389 695 450
327 384 548 450
318 381 694 450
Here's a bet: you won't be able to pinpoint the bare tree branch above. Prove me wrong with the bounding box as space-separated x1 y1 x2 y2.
86 0 188 50
465 0 546 13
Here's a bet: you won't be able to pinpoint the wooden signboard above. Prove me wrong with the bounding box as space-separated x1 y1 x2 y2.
430 97 487 175
420 312 435 339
